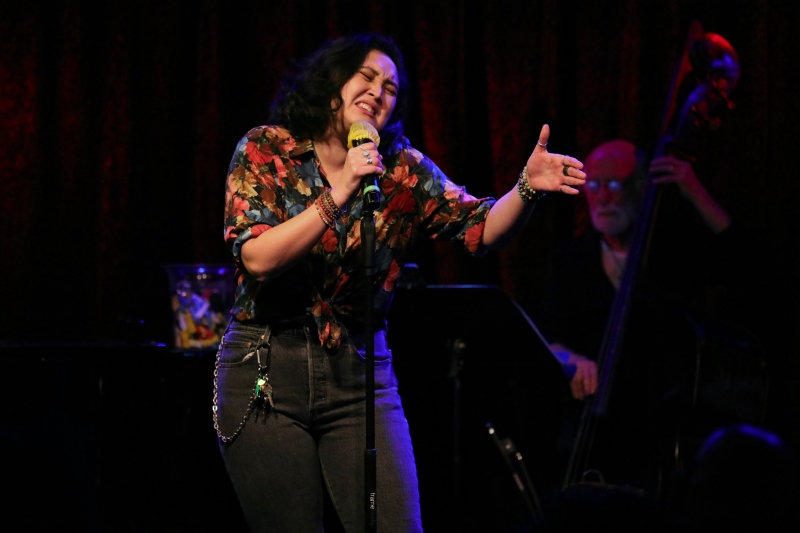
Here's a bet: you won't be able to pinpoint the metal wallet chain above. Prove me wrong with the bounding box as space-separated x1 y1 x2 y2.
212 323 273 443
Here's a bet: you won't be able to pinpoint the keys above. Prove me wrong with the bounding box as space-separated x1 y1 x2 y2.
263 381 274 408
255 376 275 408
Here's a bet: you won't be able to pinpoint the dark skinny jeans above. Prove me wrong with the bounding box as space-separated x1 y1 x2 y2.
214 321 423 532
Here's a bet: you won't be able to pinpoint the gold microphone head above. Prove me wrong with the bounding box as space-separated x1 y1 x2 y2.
347 120 380 149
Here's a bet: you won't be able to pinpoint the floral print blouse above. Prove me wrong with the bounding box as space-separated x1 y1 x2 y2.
224 125 495 348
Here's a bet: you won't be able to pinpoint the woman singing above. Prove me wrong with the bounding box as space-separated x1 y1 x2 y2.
214 32 585 532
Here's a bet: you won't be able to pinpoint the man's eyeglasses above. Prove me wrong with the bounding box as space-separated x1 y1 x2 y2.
585 179 624 193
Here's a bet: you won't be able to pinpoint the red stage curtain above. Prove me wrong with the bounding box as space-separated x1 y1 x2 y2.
1 1 798 404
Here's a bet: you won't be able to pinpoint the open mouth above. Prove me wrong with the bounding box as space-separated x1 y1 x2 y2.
356 102 376 116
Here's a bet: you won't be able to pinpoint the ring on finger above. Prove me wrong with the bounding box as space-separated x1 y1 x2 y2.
562 165 570 177
537 140 547 148
361 149 370 157
559 185 565 193
366 156 373 165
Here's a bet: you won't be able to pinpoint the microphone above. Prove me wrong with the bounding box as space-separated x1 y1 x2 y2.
347 120 382 211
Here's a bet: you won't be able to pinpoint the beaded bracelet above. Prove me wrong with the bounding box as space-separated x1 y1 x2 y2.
320 189 346 219
314 189 348 229
318 194 336 221
314 198 336 229
517 166 546 203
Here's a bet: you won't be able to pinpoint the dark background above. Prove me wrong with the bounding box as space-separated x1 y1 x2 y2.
2 0 799 531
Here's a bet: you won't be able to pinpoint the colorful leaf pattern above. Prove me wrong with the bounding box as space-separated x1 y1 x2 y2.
224 126 494 348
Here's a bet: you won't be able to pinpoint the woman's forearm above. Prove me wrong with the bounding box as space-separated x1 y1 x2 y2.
482 188 536 249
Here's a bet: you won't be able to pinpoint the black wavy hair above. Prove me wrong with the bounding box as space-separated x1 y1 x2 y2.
269 33 410 158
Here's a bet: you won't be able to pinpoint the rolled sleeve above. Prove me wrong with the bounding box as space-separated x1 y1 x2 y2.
223 130 286 261
413 151 495 256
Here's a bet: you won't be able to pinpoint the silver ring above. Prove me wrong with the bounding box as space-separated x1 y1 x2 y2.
559 185 566 193
537 140 547 148
361 149 370 157
366 156 373 165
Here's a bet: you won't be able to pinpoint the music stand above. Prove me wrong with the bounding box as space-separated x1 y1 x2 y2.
386 284 567 532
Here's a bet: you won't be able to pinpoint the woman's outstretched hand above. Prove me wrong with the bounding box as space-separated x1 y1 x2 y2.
525 124 586 194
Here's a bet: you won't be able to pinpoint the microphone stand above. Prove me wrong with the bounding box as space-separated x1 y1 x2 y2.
361 181 380 533
487 422 542 521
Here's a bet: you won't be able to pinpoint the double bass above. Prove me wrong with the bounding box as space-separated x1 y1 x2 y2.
562 22 766 497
